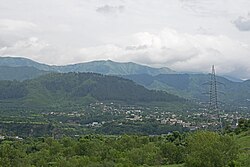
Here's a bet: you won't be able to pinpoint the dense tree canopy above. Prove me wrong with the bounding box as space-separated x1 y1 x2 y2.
0 129 248 167
185 131 239 167
0 134 186 167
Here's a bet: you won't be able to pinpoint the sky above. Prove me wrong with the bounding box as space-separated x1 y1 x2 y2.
0 0 250 79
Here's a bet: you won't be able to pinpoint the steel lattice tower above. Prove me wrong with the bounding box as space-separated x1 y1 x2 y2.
209 65 218 111
208 65 222 131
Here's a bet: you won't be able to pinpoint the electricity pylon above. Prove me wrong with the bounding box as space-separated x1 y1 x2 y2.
210 65 223 131
209 65 218 110
204 65 223 131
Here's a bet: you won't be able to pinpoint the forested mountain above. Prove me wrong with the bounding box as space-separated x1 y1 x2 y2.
0 72 184 110
0 66 48 81
1 57 249 108
123 74 250 108
0 57 52 71
0 57 174 76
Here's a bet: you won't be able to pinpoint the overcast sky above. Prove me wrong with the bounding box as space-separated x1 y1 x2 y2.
0 0 250 79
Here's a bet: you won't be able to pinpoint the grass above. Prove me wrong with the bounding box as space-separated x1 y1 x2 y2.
236 131 250 149
235 130 250 166
160 164 184 167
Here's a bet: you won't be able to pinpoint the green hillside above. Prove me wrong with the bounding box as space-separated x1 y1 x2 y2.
0 72 184 110
0 66 49 81
124 74 250 108
1 57 249 108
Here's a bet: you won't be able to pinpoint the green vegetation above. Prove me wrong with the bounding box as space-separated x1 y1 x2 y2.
1 57 250 108
185 131 238 167
161 164 184 167
235 132 250 167
234 119 250 167
124 73 250 108
1 129 249 167
0 72 185 110
0 57 249 167
0 66 48 81
235 119 250 135
0 133 186 167
0 103 190 137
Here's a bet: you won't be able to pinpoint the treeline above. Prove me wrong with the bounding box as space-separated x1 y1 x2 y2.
0 120 188 138
234 119 250 134
0 129 249 167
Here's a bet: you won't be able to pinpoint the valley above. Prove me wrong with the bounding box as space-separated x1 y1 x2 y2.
0 57 249 138
1 1 250 166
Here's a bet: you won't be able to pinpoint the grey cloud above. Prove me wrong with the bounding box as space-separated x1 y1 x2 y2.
233 14 250 31
96 5 125 14
125 45 148 50
0 39 9 48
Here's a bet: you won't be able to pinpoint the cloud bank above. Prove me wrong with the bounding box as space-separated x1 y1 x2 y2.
0 0 250 79
78 28 250 79
0 19 37 31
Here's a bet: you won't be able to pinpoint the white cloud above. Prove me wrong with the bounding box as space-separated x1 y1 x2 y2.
78 28 250 79
1 0 250 78
0 19 37 31
179 0 231 17
0 37 58 64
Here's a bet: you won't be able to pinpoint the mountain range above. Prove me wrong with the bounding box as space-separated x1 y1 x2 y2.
0 56 250 109
0 57 174 76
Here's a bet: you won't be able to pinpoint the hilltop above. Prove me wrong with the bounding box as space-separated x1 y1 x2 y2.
0 57 174 76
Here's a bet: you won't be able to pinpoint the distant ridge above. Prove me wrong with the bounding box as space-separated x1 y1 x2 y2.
0 56 52 71
0 66 49 81
1 56 249 108
0 56 175 76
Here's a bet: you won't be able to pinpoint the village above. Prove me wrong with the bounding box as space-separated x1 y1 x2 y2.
42 102 250 132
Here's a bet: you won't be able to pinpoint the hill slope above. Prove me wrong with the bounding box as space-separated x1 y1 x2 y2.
1 57 249 108
0 66 49 81
123 74 250 108
0 72 184 110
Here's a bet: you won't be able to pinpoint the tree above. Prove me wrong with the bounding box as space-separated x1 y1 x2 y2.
0 141 28 167
127 142 161 166
160 142 185 164
235 119 250 134
185 131 239 167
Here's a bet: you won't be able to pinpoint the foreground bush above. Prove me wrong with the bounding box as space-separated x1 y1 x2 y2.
185 131 239 167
